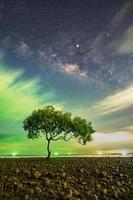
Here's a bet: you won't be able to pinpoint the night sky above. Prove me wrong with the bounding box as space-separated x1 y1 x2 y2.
0 0 133 156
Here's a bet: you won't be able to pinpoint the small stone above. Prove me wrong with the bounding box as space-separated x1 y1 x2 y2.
103 188 107 195
117 181 122 186
16 168 20 173
82 181 87 185
25 195 29 200
18 183 23 189
73 189 80 196
114 190 118 196
93 194 99 200
61 172 66 178
30 181 38 186
120 173 124 177
35 186 42 193
29 188 34 195
63 189 73 199
34 171 41 178
45 178 50 186
14 181 18 186
121 188 126 193
87 191 92 195
63 181 68 188
96 184 101 189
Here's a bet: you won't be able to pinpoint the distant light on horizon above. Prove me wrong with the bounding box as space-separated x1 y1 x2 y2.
12 152 17 157
97 151 103 155
54 152 58 156
121 150 128 157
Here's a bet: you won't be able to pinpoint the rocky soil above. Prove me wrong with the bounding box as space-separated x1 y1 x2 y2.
0 157 133 200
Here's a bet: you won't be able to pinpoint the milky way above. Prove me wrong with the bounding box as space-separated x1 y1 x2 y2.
0 0 133 155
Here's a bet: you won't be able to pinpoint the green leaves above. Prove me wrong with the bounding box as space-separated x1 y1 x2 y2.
23 105 95 145
72 116 95 145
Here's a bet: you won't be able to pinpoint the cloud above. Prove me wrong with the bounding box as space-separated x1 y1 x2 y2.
0 66 40 122
73 130 133 154
106 1 133 56
93 131 131 144
0 64 60 123
112 0 133 26
90 84 133 116
92 130 133 152
123 125 133 133
116 24 133 54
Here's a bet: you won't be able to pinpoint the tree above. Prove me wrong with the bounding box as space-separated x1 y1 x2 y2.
23 106 95 158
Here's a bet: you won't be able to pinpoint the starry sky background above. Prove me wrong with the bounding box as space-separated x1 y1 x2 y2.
0 0 133 156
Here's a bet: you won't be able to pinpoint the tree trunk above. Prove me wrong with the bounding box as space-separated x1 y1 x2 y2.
47 139 51 159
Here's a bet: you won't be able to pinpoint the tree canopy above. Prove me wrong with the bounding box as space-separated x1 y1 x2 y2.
23 106 95 158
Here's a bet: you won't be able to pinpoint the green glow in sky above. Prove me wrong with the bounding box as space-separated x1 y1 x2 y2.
0 63 133 156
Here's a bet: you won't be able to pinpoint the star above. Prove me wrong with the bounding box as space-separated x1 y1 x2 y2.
106 33 110 37
108 70 113 75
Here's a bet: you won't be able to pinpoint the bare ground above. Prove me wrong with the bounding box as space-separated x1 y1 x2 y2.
0 157 133 200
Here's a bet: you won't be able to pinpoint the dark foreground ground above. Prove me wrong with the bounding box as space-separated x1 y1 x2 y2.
0 157 133 200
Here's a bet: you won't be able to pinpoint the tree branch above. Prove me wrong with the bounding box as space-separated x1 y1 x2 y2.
76 138 86 145
46 132 52 140
51 136 64 141
51 132 73 141
64 133 73 141
46 133 48 140
51 132 59 139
